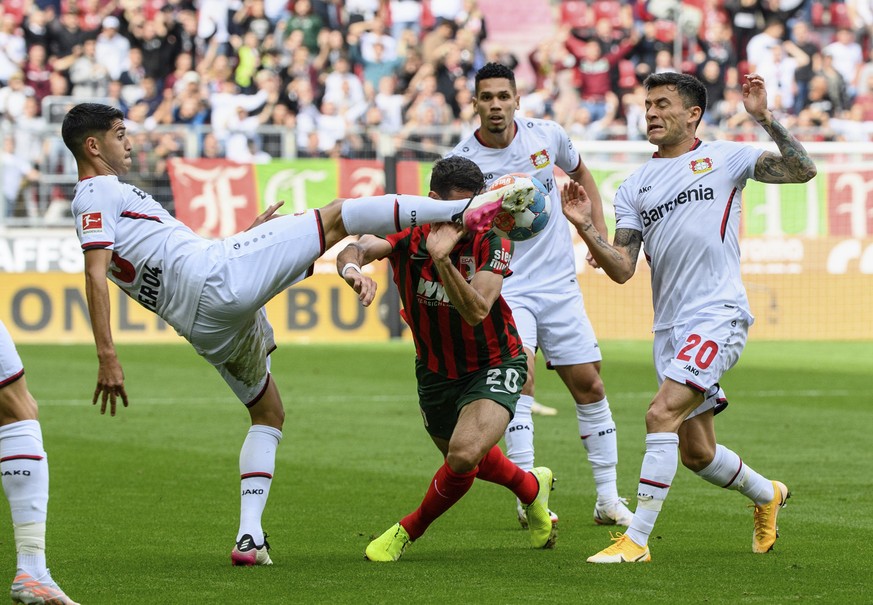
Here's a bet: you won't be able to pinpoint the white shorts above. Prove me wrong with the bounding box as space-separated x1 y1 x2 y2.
653 307 748 420
503 286 602 366
0 321 25 388
188 210 325 405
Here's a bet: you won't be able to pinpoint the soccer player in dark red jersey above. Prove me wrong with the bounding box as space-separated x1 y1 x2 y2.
337 156 556 561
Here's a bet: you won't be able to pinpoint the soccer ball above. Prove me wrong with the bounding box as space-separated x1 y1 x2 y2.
488 173 551 242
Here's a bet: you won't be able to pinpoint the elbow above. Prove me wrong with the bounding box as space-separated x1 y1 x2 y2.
802 163 818 182
609 266 635 284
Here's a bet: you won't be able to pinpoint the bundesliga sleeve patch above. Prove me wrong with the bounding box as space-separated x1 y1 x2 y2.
81 212 104 234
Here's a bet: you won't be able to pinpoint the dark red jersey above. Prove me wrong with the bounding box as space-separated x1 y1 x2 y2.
385 226 524 378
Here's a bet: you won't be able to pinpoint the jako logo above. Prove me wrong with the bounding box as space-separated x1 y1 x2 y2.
640 184 714 227
241 489 265 496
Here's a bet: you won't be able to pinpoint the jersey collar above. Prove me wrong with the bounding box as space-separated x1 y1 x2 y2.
652 137 702 158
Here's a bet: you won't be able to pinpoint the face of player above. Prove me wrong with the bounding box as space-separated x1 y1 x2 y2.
474 78 519 139
644 85 701 152
96 119 132 175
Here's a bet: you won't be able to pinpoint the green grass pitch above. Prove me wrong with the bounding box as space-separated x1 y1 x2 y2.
7 340 873 604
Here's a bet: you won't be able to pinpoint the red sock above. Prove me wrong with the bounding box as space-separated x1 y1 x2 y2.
400 462 476 541
475 445 538 504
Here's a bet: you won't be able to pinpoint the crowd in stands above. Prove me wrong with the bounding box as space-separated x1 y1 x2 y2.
0 0 872 217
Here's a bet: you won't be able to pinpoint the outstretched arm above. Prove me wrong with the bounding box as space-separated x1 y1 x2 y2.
742 73 818 184
561 182 641 284
83 249 129 415
336 235 392 307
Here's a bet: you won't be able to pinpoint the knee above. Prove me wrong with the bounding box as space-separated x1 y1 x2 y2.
445 445 483 474
579 375 605 402
679 440 715 472
249 402 285 430
644 399 675 432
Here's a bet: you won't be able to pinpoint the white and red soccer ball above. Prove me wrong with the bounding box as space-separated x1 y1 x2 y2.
488 173 550 242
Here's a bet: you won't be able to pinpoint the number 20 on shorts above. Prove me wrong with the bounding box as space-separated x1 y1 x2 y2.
677 334 719 370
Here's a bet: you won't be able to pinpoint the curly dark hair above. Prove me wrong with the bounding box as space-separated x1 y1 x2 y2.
61 103 124 159
430 156 485 199
474 62 516 94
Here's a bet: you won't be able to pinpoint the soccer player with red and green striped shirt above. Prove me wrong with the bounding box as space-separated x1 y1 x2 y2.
337 156 557 561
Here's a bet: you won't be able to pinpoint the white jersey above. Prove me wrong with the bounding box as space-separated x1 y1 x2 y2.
71 175 216 338
613 139 764 330
450 118 582 294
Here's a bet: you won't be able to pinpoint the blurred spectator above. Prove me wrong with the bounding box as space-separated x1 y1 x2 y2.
69 37 109 98
234 30 262 93
374 74 404 132
724 0 763 63
1 135 40 218
353 38 404 89
818 50 851 114
631 20 673 73
566 33 638 122
22 8 51 49
350 18 398 63
12 96 46 166
788 21 820 116
233 0 274 44
389 0 423 40
745 17 783 73
695 19 737 86
0 13 27 85
346 0 382 25
697 59 726 124
95 15 130 81
23 43 52 104
282 0 324 56
430 0 464 24
200 131 225 159
756 42 803 115
129 14 177 82
313 28 348 75
119 46 148 106
47 8 91 61
823 27 864 99
0 71 35 126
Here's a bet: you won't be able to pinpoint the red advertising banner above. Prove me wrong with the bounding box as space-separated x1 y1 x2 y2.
167 159 260 237
828 166 873 238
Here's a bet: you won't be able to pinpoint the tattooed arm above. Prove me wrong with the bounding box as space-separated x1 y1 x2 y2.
742 73 818 184
561 181 641 284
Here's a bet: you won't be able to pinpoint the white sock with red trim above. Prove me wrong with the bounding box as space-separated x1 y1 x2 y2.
696 444 775 506
341 194 468 235
237 425 282 545
576 398 620 504
625 432 679 547
0 420 49 577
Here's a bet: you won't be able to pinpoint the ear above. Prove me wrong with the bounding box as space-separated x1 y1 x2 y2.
427 191 440 200
84 135 101 157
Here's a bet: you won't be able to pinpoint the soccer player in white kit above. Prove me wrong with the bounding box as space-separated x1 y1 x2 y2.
60 102 538 566
0 322 78 604
449 62 633 528
562 72 816 563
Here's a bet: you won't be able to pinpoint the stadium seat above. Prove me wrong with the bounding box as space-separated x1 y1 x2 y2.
618 59 638 89
810 1 825 27
830 2 853 29
593 0 623 27
654 20 676 43
560 0 594 30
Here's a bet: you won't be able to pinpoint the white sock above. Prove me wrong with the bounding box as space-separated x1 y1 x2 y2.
0 420 49 577
695 444 775 506
576 398 619 504
504 394 535 472
237 425 282 544
626 432 679 547
341 194 468 235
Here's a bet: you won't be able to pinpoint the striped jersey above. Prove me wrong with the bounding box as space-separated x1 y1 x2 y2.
71 175 216 338
385 226 524 378
613 139 764 330
449 118 582 294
